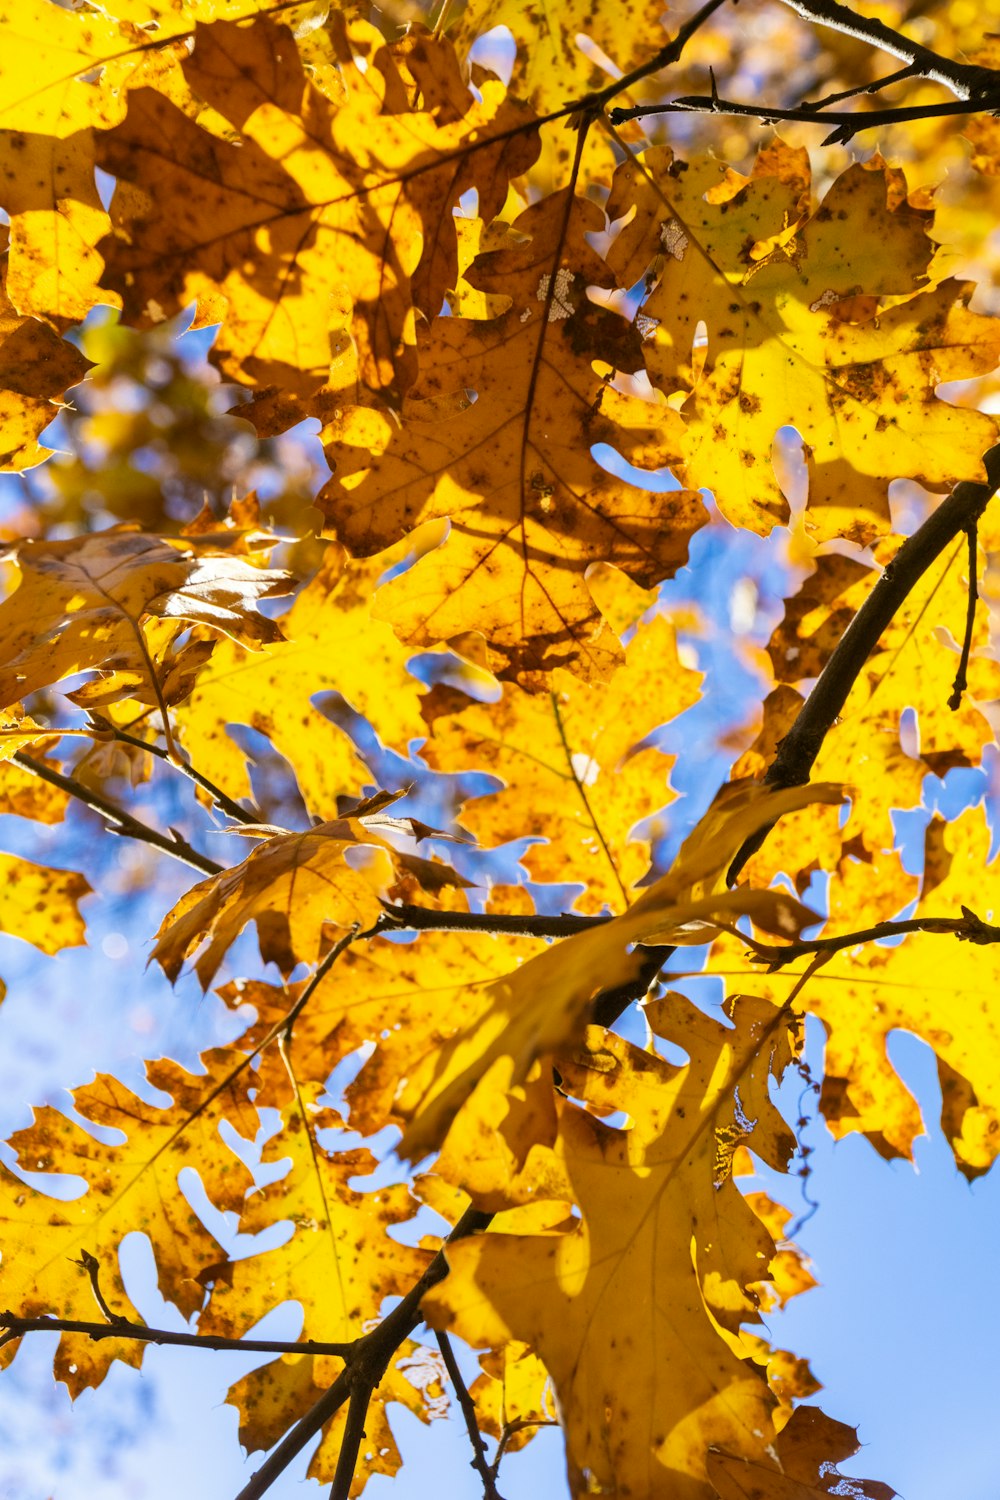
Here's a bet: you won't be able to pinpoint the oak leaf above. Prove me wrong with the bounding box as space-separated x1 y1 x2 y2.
707 1405 896 1500
0 527 291 712
0 237 89 470
423 999 809 1498
757 531 1000 857
0 1049 257 1394
0 128 113 329
453 0 667 114
199 1067 434 1490
421 569 702 909
467 1341 554 1456
607 149 1000 542
320 191 706 678
172 540 432 821
152 794 470 987
97 18 538 395
396 782 840 1160
0 852 89 953
727 805 1000 1176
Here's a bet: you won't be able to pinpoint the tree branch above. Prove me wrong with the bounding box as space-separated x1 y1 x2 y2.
611 92 991 144
771 0 1000 101
435 1330 505 1500
378 903 611 939
727 444 1000 883
13 752 224 878
0 1312 353 1358
746 906 1000 971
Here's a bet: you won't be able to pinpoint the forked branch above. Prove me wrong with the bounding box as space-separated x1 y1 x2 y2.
745 906 1000 971
728 443 1000 883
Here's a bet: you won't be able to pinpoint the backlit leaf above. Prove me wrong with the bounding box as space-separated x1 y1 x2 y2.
607 149 1000 541
320 190 706 678
0 1048 256 1393
0 528 291 711
152 798 469 987
98 17 538 395
0 853 89 953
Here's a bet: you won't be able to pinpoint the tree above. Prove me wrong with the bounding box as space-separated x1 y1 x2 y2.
1 0 1000 1494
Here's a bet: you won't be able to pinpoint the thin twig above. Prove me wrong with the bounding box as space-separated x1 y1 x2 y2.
492 1417 559 1475
727 444 1000 884
104 722 260 825
772 0 1000 100
745 906 1000 971
435 1330 505 1500
948 521 979 710
610 94 991 143
73 1251 127 1325
378 902 611 939
0 1312 353 1358
13 752 223 877
804 63 918 110
329 1382 373 1500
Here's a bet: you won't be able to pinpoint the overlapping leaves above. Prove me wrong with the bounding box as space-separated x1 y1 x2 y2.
98 17 537 396
320 189 707 678
0 526 290 713
607 146 1000 541
152 791 470 986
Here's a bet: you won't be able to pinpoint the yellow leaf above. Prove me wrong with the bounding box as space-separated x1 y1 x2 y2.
423 999 801 1498
607 151 1000 541
421 581 702 909
0 853 89 953
0 528 291 711
0 128 115 329
453 0 668 115
730 805 1000 1176
320 191 706 679
707 1405 896 1500
468 1341 555 1455
97 18 538 394
222 1343 443 1493
0 0 296 137
397 782 840 1159
0 1048 256 1393
173 542 430 820
755 531 1000 857
0 245 89 470
153 802 469 987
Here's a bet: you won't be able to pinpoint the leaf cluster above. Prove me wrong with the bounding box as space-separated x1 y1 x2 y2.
2 1 1000 1497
